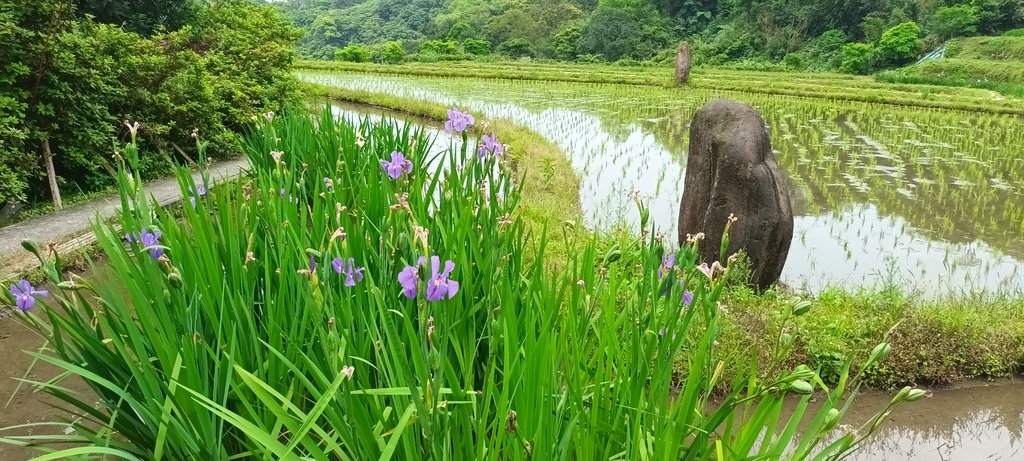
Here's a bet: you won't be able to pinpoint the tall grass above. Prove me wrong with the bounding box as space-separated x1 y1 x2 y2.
1 107 918 459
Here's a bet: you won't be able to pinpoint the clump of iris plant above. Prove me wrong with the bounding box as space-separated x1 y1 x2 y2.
332 257 365 287
398 256 459 301
9 279 48 312
477 133 504 158
380 152 413 180
445 108 475 134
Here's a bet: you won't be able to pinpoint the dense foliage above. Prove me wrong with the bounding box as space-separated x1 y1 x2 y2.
0 0 299 207
268 0 1024 70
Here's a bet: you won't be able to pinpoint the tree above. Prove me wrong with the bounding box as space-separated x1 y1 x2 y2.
498 38 533 58
419 39 459 55
928 5 979 41
463 38 491 55
876 21 921 66
554 23 582 60
578 1 671 61
76 0 198 35
380 40 405 63
840 42 875 74
336 44 373 62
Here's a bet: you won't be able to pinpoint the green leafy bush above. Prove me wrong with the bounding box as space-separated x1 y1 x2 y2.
379 40 405 63
498 38 534 58
0 0 299 207
462 38 491 55
840 42 876 74
928 5 979 41
876 21 922 66
335 44 372 62
419 39 459 55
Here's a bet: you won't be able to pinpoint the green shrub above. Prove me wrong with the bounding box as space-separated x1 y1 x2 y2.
0 0 299 207
1005 28 1024 37
335 44 372 63
462 38 491 55
876 21 922 67
783 52 806 69
380 41 404 63
497 38 533 58
840 42 876 74
419 39 459 55
928 5 979 41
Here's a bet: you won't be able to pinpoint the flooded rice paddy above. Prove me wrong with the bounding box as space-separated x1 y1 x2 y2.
305 72 1024 295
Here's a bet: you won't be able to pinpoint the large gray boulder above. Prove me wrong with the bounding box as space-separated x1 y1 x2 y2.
678 100 793 289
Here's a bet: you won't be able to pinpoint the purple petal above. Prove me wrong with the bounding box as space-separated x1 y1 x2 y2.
425 278 445 301
682 291 694 306
446 280 459 299
430 256 441 277
16 293 34 312
441 260 455 277
332 258 344 274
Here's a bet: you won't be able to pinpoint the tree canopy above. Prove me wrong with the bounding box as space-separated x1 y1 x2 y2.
266 0 1024 67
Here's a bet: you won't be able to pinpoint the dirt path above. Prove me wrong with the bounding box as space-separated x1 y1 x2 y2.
0 157 250 281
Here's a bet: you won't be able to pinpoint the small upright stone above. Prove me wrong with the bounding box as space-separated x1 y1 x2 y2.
677 100 793 289
675 41 692 85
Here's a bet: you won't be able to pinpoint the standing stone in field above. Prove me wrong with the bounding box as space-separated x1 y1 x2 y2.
678 100 793 290
675 41 692 85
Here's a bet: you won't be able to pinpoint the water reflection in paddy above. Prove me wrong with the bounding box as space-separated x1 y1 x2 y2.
306 73 1024 295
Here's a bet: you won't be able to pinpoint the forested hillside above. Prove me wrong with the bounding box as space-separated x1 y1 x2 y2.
268 0 1024 70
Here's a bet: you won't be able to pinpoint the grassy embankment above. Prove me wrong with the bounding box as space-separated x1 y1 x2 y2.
877 36 1024 98
298 60 1024 115
307 81 1024 389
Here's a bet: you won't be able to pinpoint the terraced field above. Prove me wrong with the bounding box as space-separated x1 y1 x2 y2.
300 66 1024 294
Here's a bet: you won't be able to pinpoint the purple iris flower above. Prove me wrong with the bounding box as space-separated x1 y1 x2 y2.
128 230 164 260
425 256 459 301
398 257 423 299
9 279 48 312
658 253 676 279
398 256 459 301
682 290 694 306
445 108 475 133
477 133 504 158
332 257 364 287
380 151 413 180
189 183 207 208
324 177 335 192
309 255 317 272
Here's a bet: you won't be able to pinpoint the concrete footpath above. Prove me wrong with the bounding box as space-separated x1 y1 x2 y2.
0 157 250 280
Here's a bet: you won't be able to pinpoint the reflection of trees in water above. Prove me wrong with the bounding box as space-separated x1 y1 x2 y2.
831 386 1024 460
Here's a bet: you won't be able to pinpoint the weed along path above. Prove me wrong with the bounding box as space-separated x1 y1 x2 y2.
0 157 250 282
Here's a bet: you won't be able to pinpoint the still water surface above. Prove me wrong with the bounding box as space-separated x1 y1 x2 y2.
306 73 1024 296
